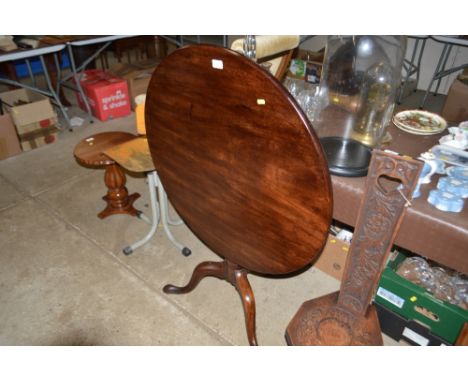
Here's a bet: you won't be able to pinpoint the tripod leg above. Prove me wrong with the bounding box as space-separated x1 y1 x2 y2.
163 261 224 294
234 269 258 346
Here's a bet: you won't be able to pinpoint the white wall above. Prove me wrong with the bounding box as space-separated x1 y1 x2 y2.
299 35 468 95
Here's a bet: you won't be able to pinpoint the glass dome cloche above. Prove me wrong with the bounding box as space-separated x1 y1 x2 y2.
313 35 407 177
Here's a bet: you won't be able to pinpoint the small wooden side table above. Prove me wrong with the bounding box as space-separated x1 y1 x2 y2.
74 131 141 219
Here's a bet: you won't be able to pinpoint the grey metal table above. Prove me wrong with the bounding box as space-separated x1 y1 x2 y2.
0 44 71 128
397 35 429 104
420 35 468 108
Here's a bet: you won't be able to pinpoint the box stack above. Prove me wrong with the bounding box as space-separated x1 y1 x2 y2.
0 88 58 153
76 69 131 121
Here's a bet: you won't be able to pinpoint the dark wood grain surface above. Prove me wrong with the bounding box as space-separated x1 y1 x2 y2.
74 132 137 166
145 45 333 275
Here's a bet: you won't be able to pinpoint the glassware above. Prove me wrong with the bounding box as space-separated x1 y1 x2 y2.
296 85 321 122
283 77 304 99
314 36 407 176
243 35 256 60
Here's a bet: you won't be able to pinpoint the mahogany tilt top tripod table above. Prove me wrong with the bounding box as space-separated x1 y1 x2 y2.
145 45 333 345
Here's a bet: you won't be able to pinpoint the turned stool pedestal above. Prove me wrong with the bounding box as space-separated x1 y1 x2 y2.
74 131 141 219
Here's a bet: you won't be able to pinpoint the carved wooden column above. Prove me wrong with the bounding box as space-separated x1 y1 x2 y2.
98 162 140 219
73 132 141 220
286 150 422 345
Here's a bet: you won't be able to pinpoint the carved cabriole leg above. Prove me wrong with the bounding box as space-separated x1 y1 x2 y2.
163 261 225 294
286 150 422 345
98 163 141 219
164 260 258 346
227 263 258 346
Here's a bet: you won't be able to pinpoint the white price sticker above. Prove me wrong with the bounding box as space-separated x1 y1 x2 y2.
212 59 223 70
376 287 405 309
402 327 430 346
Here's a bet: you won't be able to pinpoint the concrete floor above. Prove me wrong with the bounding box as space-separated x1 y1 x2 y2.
0 84 445 346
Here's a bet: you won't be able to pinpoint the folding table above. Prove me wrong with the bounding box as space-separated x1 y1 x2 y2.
0 44 71 128
420 35 468 108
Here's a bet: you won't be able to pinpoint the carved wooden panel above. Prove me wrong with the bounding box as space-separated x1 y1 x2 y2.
286 150 422 345
337 150 422 315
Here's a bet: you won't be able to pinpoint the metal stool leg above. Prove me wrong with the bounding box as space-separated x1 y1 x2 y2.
156 174 192 257
166 204 184 226
122 171 191 256
122 171 159 255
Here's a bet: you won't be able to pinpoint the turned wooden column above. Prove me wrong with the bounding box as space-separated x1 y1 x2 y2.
74 131 141 219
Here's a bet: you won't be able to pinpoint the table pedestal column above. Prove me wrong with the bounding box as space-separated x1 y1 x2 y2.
98 162 141 219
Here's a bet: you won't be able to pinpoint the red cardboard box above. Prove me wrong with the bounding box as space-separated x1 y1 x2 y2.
76 69 131 121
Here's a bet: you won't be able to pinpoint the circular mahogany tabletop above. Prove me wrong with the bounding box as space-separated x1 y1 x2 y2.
146 45 333 275
74 132 137 166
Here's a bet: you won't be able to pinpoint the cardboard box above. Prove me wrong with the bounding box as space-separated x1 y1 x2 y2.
375 302 451 346
0 88 55 126
0 113 22 160
314 235 349 280
0 88 58 152
108 60 159 110
441 78 468 124
17 117 58 152
76 69 131 121
374 251 468 344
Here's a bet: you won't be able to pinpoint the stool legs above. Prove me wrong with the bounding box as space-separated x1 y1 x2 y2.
98 162 141 219
122 171 191 256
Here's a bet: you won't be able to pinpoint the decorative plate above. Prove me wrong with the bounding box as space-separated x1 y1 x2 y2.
393 110 447 135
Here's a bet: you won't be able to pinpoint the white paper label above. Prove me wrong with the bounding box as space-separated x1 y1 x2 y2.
402 327 430 346
212 59 223 70
376 287 405 309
